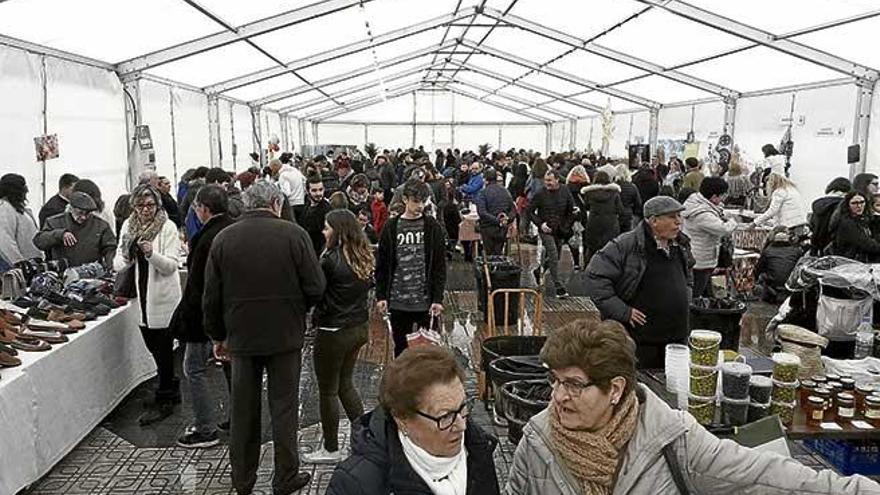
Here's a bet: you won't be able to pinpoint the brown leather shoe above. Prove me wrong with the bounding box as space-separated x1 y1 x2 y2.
0 349 22 367
9 338 50 352
20 327 68 344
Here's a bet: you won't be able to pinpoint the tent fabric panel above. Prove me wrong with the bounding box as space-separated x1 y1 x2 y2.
680 46 843 93
867 80 880 179
45 57 128 210
613 75 717 105
507 0 645 41
455 125 502 153
0 46 49 208
575 117 599 151
295 51 376 82
464 54 531 79
492 85 554 105
223 74 304 103
543 100 597 118
0 0 222 64
218 99 235 171
249 7 368 63
598 8 750 67
548 50 649 86
147 42 275 89
188 0 318 27
794 17 880 72
453 72 508 92
657 101 725 142
371 29 445 62
318 123 365 147
362 0 460 36
518 72 590 98
265 90 324 111
480 26 571 65
684 0 878 35
366 124 413 150
324 92 415 122
231 103 255 165
572 92 643 112
501 125 547 154
416 92 454 122
139 80 177 185
451 93 542 122
172 88 211 182
608 112 649 157
551 121 568 151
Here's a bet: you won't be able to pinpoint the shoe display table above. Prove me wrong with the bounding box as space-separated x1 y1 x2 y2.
0 303 154 495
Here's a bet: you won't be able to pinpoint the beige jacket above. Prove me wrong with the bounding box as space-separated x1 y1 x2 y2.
505 385 880 495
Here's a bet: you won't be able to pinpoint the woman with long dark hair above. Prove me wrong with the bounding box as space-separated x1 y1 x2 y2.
832 191 880 263
305 209 374 464
0 173 41 272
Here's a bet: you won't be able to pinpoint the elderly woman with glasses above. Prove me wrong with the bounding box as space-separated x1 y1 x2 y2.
506 318 880 495
113 183 182 426
327 346 500 495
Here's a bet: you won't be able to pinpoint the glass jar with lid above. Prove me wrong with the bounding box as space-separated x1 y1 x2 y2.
839 378 856 391
812 375 828 386
805 396 826 426
855 384 874 417
836 393 855 420
799 380 816 407
825 373 841 382
865 395 880 426
815 387 834 421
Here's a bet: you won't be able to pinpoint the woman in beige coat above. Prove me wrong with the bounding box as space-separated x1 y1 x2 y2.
506 319 880 495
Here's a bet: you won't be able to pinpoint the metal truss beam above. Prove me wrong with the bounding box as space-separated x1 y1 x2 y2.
304 81 426 121
206 9 475 94
459 40 660 109
444 87 553 123
253 41 456 106
0 33 114 71
117 0 372 75
434 76 578 120
481 7 739 98
278 61 443 114
445 60 603 113
636 0 879 82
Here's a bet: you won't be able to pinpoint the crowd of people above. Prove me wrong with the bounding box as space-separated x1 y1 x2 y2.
3 140 880 494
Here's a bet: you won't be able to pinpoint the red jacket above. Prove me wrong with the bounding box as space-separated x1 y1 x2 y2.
371 198 389 235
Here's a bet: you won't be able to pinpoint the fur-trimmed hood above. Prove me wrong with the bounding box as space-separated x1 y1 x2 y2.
580 183 621 195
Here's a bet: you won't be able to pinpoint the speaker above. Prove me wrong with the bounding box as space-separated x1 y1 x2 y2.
848 144 861 164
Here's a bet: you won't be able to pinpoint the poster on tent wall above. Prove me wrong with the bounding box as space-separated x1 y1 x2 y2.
34 134 59 161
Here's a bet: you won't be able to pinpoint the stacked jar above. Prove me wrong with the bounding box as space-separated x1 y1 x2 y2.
720 362 752 426
769 352 801 425
688 330 722 425
748 375 773 422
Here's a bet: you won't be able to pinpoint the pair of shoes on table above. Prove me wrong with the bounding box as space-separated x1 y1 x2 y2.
0 320 52 351
302 446 344 464
177 429 220 449
19 324 68 344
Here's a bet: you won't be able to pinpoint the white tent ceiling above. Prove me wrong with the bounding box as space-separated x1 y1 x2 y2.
0 0 877 122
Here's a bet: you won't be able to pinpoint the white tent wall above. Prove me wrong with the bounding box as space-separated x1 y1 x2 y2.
0 45 50 209
576 117 599 152
735 84 856 202
365 125 411 151
500 125 547 154
139 79 176 186
609 112 650 158
217 99 234 171
287 116 302 154
171 87 210 184
45 57 128 215
658 102 726 143
318 123 365 147
866 80 880 178
231 103 254 169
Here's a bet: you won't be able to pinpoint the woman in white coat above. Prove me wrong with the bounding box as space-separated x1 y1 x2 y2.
753 173 806 228
114 183 182 426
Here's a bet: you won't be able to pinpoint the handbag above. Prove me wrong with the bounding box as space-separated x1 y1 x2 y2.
816 284 872 341
1 268 26 300
406 315 443 348
113 263 137 298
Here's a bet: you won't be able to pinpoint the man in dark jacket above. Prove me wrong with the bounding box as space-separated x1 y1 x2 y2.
375 178 447 357
810 177 850 255
39 173 78 227
203 180 325 495
300 175 331 256
584 196 695 369
632 164 659 204
527 170 575 299
378 155 396 206
476 168 515 256
172 185 235 449
33 192 116 269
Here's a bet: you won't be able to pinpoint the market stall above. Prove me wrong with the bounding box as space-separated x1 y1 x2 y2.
0 303 154 495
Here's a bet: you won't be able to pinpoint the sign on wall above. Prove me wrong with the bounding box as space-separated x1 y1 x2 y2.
34 134 59 161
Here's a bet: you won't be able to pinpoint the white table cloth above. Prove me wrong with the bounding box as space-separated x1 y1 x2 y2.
0 303 154 495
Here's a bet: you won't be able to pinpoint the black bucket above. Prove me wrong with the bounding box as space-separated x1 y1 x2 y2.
690 298 747 351
500 379 551 444
488 356 546 419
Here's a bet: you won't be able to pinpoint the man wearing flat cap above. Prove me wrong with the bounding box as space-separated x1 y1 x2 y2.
34 191 117 270
584 196 695 368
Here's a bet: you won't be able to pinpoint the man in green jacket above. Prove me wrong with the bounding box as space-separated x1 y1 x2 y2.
33 191 116 270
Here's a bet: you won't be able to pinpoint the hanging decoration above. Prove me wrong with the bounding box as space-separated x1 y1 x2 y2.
600 100 614 155
780 93 796 176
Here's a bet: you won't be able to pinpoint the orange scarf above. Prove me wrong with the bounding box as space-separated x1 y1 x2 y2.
550 392 639 495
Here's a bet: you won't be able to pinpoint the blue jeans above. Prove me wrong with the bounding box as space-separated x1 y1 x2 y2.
183 341 216 434
539 233 565 291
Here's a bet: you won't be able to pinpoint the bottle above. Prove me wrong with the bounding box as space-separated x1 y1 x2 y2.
855 313 874 359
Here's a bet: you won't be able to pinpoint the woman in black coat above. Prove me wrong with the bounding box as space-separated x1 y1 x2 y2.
581 171 625 260
615 164 642 232
832 191 880 263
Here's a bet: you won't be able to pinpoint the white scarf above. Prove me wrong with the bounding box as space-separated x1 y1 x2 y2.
398 431 468 495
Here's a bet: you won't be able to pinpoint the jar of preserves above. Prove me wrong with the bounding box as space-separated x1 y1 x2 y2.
827 381 842 396
865 396 880 426
805 396 826 426
836 393 855 420
825 373 841 382
815 387 834 421
799 380 816 407
855 384 874 417
811 375 828 386
840 378 856 391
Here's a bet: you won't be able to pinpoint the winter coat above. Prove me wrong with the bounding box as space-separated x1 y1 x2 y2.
38 193 68 228
203 210 326 355
277 163 306 206
379 162 397 192
476 183 515 228
0 199 42 267
581 183 625 253
508 163 529 199
810 194 845 255
567 182 588 224
681 169 705 191
527 187 575 238
375 215 446 305
300 198 331 256
753 187 806 228
172 213 235 342
113 218 181 329
314 247 371 328
33 212 117 270
460 173 485 201
327 407 500 495
632 167 659 203
756 242 803 291
584 221 694 325
832 213 880 263
681 193 738 270
505 384 879 495
618 181 643 231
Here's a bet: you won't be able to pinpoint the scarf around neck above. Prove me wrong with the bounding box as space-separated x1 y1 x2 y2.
398 430 468 495
550 391 639 495
126 207 168 246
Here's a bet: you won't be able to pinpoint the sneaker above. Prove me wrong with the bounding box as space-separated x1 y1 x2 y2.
302 446 344 464
177 430 220 449
556 288 569 299
217 420 230 432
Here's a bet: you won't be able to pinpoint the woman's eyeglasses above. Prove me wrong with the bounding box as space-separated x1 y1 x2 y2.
547 371 596 397
416 398 474 430
134 202 157 211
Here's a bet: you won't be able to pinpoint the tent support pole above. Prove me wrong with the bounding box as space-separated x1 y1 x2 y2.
648 108 659 159
852 81 874 177
250 106 263 166
208 96 221 167
723 97 737 144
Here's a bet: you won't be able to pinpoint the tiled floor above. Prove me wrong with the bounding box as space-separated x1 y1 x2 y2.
19 246 849 494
